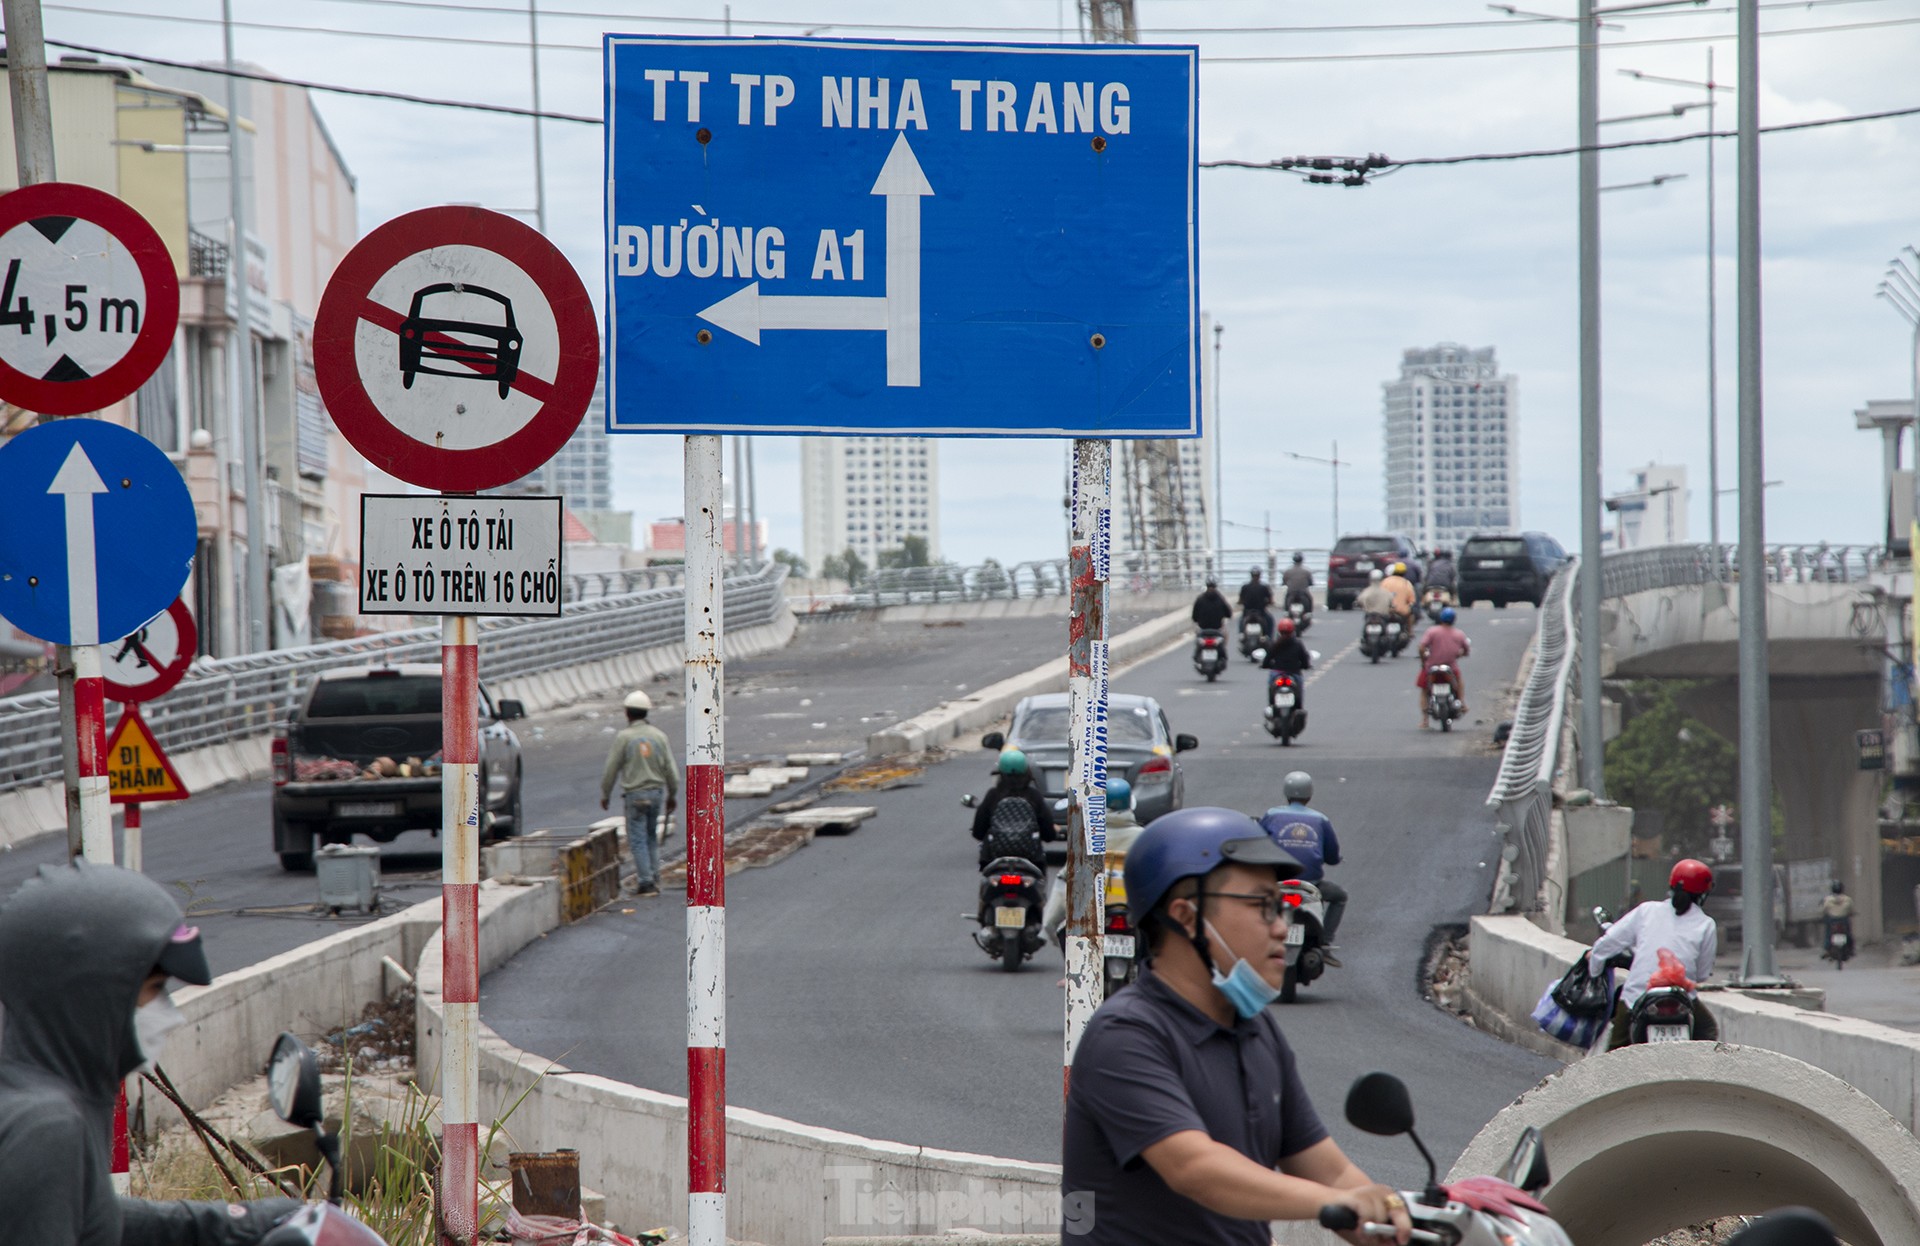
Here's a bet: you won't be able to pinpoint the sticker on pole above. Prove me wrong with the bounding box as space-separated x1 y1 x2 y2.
104 597 198 703
106 704 189 804
0 419 197 646
359 494 564 617
0 182 180 415
314 206 599 492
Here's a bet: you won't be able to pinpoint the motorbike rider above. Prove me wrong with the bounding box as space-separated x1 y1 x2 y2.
1587 858 1719 1050
1258 771 1346 967
1063 807 1413 1246
1044 777 1144 947
0 860 303 1244
1355 569 1395 621
1416 606 1471 727
971 748 1054 873
1191 577 1233 632
1423 547 1457 595
1281 553 1315 619
1379 562 1418 631
1822 880 1855 957
1261 617 1313 713
1238 566 1276 643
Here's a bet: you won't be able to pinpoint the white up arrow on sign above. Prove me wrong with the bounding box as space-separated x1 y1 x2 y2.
49 442 107 647
697 134 932 388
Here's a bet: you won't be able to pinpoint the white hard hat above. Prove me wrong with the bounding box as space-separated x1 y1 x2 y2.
623 689 653 712
1368 569 1384 583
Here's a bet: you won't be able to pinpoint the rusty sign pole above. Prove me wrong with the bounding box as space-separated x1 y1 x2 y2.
684 433 728 1246
1063 438 1111 1093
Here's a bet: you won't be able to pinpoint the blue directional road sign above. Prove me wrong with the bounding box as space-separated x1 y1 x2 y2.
604 37 1199 438
0 419 197 646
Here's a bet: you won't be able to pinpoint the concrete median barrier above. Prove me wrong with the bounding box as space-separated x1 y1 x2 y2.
866 607 1190 757
1451 1042 1920 1246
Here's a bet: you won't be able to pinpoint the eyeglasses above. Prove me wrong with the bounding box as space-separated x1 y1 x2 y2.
1202 891 1290 925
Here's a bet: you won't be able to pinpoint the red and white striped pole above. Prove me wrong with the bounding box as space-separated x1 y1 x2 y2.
440 611 482 1244
684 434 727 1246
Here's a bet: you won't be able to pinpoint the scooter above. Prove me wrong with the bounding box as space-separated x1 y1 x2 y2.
1386 613 1411 657
1360 613 1390 664
257 1034 387 1245
1423 586 1454 622
1277 879 1331 1002
1192 629 1228 681
1101 857 1138 999
1261 667 1307 746
1285 597 1312 636
1239 613 1268 663
1823 916 1855 969
1425 664 1463 732
1625 948 1705 1044
959 793 1049 972
1321 1072 1574 1246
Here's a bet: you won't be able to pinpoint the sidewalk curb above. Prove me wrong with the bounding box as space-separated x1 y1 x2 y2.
866 608 1191 757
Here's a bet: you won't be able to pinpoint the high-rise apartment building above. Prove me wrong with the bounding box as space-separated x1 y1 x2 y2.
800 437 940 573
511 385 612 512
1382 344 1518 550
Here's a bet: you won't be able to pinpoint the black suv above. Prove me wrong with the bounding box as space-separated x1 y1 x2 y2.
1327 534 1422 609
1456 532 1569 607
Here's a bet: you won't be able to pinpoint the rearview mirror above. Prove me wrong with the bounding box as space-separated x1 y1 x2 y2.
497 698 525 721
1345 1071 1415 1137
268 1032 323 1130
1497 1126 1551 1194
1174 734 1198 753
981 731 1006 751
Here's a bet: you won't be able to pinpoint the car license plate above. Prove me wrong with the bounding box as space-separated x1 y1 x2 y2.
1102 934 1135 958
1273 692 1296 708
1480 559 1506 568
1365 624 1383 634
336 801 401 818
1356 560 1373 569
994 905 1026 929
1647 1024 1690 1043
1286 925 1306 946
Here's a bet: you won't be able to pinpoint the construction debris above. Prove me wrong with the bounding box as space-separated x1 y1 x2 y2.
823 749 945 792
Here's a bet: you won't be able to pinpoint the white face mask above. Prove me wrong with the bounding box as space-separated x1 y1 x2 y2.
133 991 186 1072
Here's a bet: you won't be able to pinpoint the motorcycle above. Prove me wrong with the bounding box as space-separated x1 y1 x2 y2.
1386 613 1411 657
1192 629 1228 681
256 1034 387 1245
959 793 1048 972
1261 667 1307 746
1625 948 1705 1045
1276 879 1332 1002
1322 1072 1573 1246
1285 597 1312 636
1360 613 1390 664
1823 916 1854 969
1101 857 1138 999
1423 586 1454 622
1239 613 1269 663
1425 663 1463 732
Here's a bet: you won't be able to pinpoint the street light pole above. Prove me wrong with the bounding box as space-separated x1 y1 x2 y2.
1281 445 1349 548
1577 0 1605 795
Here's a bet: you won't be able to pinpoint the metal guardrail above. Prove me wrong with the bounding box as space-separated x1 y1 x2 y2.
1486 560 1578 914
0 564 787 796
837 548 1337 606
564 564 688 601
1600 542 1885 597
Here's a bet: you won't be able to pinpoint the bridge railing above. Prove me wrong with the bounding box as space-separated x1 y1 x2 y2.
1600 542 1885 597
0 564 787 797
1486 560 1579 914
838 547 1338 606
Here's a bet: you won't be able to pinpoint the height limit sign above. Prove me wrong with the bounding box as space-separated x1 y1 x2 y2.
359 495 563 617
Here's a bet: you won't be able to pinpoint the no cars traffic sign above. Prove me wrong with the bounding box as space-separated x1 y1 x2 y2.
603 37 1199 438
103 596 198 703
0 182 180 415
314 206 600 493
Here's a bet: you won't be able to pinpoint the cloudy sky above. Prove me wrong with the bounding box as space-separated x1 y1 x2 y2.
42 0 1920 566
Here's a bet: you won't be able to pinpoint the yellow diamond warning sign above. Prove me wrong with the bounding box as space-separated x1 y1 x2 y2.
106 705 188 804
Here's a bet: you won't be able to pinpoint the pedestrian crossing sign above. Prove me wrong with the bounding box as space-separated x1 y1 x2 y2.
106 705 188 803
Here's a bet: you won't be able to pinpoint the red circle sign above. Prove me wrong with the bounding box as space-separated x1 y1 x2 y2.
103 596 198 703
313 206 599 493
0 182 180 416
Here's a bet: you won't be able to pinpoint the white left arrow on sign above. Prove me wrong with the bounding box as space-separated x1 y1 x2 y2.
696 134 932 389
49 442 107 646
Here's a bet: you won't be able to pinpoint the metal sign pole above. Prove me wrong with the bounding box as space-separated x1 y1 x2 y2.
440 610 482 1243
684 434 728 1246
1063 439 1111 1092
124 801 142 871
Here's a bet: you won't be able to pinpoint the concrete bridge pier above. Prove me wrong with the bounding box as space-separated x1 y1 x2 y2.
1679 675 1884 942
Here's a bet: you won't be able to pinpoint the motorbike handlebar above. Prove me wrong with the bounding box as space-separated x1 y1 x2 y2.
1318 1205 1360 1231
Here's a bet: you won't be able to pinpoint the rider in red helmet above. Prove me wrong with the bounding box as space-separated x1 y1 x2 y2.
1587 858 1719 1050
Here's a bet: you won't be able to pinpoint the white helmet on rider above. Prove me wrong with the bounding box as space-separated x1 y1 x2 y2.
1368 569 1384 583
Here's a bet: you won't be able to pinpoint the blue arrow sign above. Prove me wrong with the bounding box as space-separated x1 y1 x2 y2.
603 37 1199 438
0 419 196 645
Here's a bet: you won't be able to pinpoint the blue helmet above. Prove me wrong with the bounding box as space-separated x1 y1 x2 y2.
1439 606 1457 624
1124 806 1303 922
1106 777 1133 812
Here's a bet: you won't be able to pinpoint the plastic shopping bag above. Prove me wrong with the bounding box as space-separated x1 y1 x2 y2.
1532 979 1610 1048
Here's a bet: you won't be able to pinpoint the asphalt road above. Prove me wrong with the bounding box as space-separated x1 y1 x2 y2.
483 603 1562 1183
0 611 1162 977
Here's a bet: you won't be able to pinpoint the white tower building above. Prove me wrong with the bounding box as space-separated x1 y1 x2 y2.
1382 344 1518 549
800 437 941 573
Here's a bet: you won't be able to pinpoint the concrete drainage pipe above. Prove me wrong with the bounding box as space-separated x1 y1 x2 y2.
1450 1043 1920 1246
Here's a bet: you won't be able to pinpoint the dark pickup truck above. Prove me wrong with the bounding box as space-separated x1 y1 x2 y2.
270 663 526 871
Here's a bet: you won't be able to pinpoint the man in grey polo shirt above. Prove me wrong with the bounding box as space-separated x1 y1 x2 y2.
1062 807 1410 1246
